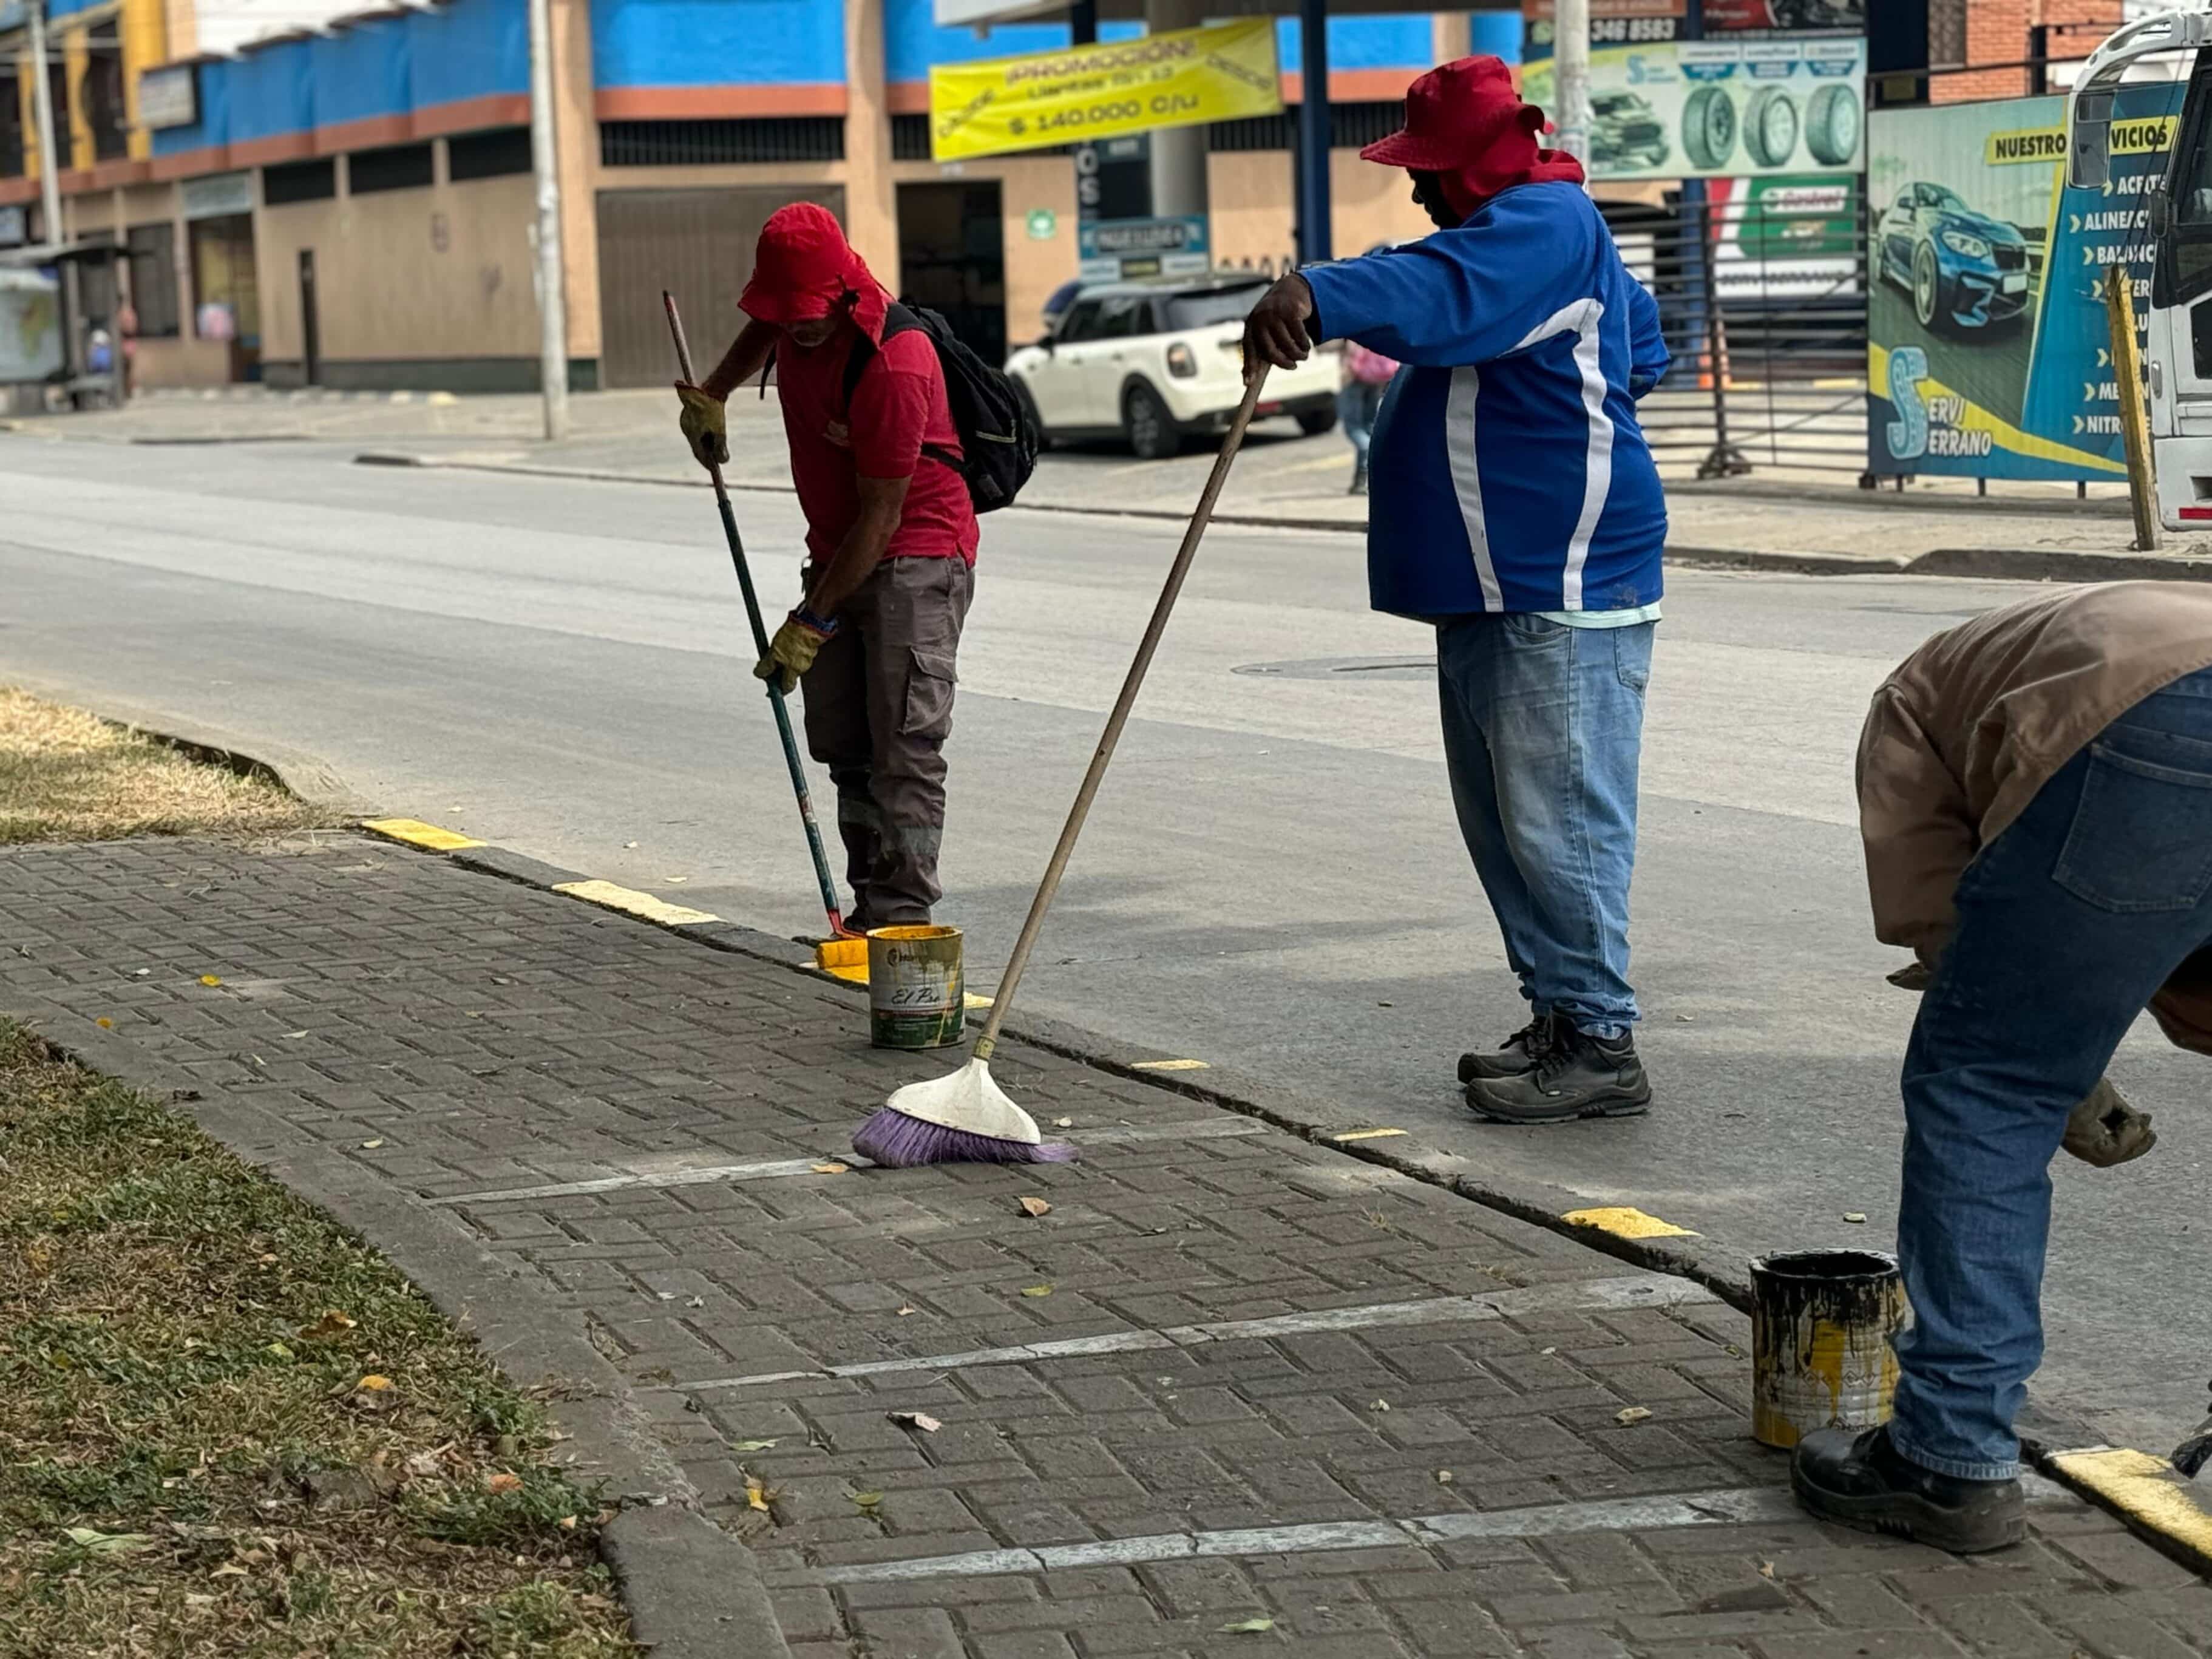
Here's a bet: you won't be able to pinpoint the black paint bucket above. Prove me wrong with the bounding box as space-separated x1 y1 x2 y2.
1750 1249 1906 1450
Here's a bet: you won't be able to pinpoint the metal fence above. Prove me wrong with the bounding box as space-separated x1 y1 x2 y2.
1604 190 1871 481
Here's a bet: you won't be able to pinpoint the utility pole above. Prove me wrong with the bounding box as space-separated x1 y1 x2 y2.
1553 0 1591 188
26 0 63 248
526 0 570 440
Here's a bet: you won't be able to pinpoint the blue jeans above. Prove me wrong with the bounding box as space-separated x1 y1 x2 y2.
1892 667 2212 1481
1436 614 1654 1035
1339 382 1384 464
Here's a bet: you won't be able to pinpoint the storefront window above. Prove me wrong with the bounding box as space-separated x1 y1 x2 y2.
127 224 181 339
189 212 259 369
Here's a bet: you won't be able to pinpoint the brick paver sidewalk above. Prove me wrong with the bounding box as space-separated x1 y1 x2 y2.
4 832 2208 1658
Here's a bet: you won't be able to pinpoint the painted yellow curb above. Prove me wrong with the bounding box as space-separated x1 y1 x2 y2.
551 880 719 928
816 938 868 974
2048 1447 2212 1566
1562 1206 1699 1241
1133 1059 1210 1073
362 817 484 853
1332 1127 1408 1142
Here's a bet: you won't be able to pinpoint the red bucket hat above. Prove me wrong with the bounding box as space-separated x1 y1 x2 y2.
1360 56 1584 216
739 202 890 339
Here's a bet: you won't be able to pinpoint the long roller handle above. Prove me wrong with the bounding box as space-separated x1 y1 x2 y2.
663 290 849 938
973 366 1272 1062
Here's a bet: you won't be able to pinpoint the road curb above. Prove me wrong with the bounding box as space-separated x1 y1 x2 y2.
345 449 2212 583
4 997 793 1659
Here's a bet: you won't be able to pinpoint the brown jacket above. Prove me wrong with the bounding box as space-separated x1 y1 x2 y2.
1858 581 2212 1054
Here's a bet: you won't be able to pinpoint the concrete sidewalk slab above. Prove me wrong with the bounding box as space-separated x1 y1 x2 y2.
4 829 2208 1655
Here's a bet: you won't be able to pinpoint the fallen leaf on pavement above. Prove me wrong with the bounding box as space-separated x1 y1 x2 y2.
851 1491 884 1509
1369 1399 1391 1413
889 1412 941 1434
1020 1284 1053 1298
1054 1118 1073 1128
63 1527 155 1555
896 1305 917 1317
1615 1406 1653 1425
299 1310 356 1340
623 841 639 849
558 1515 578 1530
1435 1470 1453 1485
361 1139 384 1150
199 975 223 987
1843 1212 1867 1224
744 1474 775 1513
1759 1560 1776 1579
810 1162 849 1175
728 1439 779 1453
95 1017 112 1029
1017 1196 1051 1218
1219 1618 1275 1634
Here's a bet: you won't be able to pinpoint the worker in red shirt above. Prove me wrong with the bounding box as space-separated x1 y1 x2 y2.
675 204 979 928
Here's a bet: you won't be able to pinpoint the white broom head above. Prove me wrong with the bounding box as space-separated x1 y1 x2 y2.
883 1057 1043 1144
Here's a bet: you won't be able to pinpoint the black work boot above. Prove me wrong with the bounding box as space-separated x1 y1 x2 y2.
1456 1014 1558 1084
1792 1425 2025 1555
1464 1023 1650 1123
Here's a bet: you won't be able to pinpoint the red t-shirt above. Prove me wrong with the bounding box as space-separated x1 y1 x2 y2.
776 327 978 568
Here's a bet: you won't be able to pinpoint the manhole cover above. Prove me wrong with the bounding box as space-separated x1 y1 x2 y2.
1232 656 1436 682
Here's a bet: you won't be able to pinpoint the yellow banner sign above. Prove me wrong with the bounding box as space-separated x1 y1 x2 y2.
1987 115 2174 165
929 18 1283 163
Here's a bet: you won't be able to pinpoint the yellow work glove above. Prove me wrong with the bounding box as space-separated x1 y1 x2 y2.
674 381 728 469
753 607 838 696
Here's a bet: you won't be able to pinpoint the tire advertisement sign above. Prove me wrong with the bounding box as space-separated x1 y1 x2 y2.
1701 0 1862 30
1866 86 2182 481
1518 37 1865 181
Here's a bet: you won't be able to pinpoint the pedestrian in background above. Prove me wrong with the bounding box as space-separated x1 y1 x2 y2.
674 204 978 929
1795 582 2212 1554
1243 56 1671 1125
1338 337 1399 495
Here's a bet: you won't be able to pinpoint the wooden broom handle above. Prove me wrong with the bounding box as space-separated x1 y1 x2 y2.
974 365 1272 1061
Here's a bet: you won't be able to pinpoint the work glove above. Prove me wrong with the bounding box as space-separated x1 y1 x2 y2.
675 381 728 469
754 607 838 696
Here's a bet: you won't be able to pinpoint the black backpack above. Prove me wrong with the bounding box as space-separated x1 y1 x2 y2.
842 302 1039 514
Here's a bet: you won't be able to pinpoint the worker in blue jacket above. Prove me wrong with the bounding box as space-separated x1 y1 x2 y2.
1246 55 1671 1125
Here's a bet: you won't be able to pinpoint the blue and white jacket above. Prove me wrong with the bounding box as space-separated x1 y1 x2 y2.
1301 182 1669 618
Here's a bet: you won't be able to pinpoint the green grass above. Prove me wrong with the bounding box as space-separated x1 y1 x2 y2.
0 1022 640 1657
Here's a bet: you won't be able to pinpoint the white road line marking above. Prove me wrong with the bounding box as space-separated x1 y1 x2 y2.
801 1477 2081 1584
432 1117 1267 1206
807 1489 1801 1583
668 1275 1718 1393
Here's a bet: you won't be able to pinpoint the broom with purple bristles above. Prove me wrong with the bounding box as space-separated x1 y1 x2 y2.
853 368 1273 1169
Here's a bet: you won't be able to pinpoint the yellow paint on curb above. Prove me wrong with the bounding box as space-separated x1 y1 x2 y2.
1133 1059 1210 1073
551 880 719 928
2049 1447 2212 1564
1332 1127 1408 1142
816 938 869 974
362 818 484 853
1563 1206 1699 1241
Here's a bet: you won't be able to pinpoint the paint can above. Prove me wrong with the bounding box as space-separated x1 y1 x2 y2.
867 925 965 1050
1749 1249 1907 1450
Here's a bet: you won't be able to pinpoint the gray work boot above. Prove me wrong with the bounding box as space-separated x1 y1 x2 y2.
1456 1014 1558 1084
1464 1023 1650 1123
1793 1425 2025 1555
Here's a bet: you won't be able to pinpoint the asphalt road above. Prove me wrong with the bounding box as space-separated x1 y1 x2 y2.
4 435 2205 1460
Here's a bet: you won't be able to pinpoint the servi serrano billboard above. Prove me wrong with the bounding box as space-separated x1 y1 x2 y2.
1867 86 2183 481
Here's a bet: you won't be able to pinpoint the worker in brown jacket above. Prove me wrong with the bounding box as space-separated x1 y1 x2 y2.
1793 582 2212 1554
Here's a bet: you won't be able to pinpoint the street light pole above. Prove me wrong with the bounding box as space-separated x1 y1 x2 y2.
1553 0 1592 188
26 0 63 248
526 0 570 441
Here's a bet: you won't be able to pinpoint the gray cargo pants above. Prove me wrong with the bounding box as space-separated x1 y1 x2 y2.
800 554 973 926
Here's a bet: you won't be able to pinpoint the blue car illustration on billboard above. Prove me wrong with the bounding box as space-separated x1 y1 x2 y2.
1878 182 2033 332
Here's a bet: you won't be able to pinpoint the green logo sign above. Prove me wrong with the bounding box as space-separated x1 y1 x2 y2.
1025 208 1058 241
